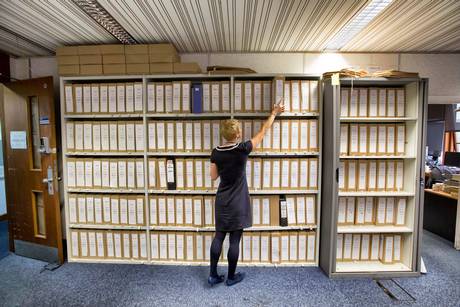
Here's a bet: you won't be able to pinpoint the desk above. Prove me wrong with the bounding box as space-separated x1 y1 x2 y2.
424 189 460 250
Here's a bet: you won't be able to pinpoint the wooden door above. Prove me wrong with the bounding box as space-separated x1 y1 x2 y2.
0 77 63 263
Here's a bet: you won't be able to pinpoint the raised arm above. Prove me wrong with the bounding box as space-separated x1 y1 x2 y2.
251 102 285 148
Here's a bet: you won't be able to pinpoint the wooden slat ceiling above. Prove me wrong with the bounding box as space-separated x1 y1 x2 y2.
0 0 117 57
342 0 460 52
97 0 369 52
0 0 459 57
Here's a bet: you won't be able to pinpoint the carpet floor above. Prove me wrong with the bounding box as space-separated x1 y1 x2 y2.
0 230 458 307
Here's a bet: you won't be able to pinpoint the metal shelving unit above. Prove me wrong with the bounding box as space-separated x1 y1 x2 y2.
61 73 322 266
319 77 428 278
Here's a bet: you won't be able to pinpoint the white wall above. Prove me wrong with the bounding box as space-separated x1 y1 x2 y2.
9 52 460 105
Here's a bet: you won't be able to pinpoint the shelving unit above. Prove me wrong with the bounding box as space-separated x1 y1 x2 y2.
61 73 322 266
320 77 427 277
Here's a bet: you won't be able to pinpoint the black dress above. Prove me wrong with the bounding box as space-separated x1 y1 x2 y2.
210 140 253 232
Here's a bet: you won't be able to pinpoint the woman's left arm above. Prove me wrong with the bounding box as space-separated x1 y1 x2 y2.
210 163 219 181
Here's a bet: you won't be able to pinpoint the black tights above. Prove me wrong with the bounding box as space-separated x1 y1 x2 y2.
210 230 243 279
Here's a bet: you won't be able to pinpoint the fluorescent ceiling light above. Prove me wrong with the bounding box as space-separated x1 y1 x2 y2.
72 0 137 44
324 0 393 51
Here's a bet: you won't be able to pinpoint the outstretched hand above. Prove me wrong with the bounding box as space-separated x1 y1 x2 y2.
272 100 285 115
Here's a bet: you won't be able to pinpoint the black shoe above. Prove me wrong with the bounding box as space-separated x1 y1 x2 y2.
208 274 225 286
226 272 245 286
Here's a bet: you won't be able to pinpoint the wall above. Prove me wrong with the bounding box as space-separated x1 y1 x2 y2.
10 53 460 105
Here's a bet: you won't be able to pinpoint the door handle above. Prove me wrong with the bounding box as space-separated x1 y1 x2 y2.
43 166 54 195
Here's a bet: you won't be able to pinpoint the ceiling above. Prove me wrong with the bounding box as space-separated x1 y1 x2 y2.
0 0 459 57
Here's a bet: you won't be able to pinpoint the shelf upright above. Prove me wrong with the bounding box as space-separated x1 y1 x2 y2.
320 77 428 277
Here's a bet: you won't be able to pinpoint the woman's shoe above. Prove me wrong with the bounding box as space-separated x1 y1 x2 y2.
208 274 225 286
226 272 245 286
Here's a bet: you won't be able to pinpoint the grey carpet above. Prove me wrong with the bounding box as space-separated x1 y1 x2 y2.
0 230 458 307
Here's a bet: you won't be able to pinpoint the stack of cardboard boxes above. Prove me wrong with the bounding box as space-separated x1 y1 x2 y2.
57 44 201 75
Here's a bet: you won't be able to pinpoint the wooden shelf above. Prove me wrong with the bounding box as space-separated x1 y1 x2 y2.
146 113 230 118
64 114 142 119
424 188 458 200
150 225 317 232
340 155 415 159
66 152 143 156
338 191 415 197
147 151 320 157
340 117 417 122
69 224 147 230
337 225 412 234
148 189 319 195
336 261 411 273
233 112 319 118
68 188 145 194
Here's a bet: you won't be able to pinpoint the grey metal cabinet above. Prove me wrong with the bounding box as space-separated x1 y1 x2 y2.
320 77 428 278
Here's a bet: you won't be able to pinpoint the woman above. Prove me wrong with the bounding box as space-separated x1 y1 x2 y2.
208 102 285 286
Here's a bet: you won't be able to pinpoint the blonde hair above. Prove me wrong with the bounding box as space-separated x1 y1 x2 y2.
220 119 241 141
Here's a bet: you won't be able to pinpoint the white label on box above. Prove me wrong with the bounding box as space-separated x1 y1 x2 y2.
117 84 125 112
340 88 349 117
100 85 108 113
126 84 134 112
150 233 159 259
147 83 155 112
165 84 173 113
349 89 358 117
356 197 365 224
352 234 361 260
338 198 346 224
134 83 143 112
182 82 190 112
365 197 374 223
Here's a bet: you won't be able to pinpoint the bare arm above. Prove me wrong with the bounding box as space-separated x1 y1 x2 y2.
251 102 285 148
210 163 219 181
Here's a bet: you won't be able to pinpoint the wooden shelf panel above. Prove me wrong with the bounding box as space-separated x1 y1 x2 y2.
337 225 412 233
336 261 411 273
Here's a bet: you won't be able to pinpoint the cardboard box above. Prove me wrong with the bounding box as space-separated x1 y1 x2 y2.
58 55 79 65
79 55 102 65
126 54 149 64
103 54 126 64
125 44 149 54
149 53 180 63
150 63 173 74
58 65 80 75
56 46 79 56
80 65 102 75
100 44 125 54
149 43 178 54
126 63 150 74
78 45 101 55
173 62 201 74
103 64 126 75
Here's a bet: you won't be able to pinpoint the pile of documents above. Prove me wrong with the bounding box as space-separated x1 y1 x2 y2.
323 69 368 79
340 87 406 118
68 194 145 226
337 233 403 264
340 123 406 156
70 230 148 260
370 70 419 79
337 197 406 226
206 65 256 75
338 160 404 192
